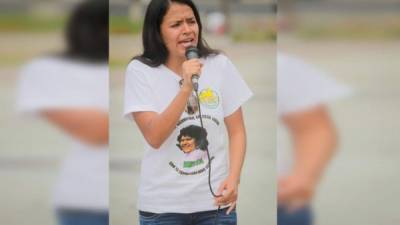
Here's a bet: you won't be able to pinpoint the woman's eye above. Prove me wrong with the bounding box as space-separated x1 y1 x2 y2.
171 23 180 28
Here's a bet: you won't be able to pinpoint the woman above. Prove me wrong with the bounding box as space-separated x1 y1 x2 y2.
123 0 252 224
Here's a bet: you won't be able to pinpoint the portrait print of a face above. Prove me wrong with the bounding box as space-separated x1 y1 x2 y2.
179 79 199 115
179 135 196 153
186 94 199 115
176 125 209 154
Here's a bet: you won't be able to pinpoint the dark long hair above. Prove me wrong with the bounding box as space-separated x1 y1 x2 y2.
64 0 108 62
176 125 209 151
134 0 219 67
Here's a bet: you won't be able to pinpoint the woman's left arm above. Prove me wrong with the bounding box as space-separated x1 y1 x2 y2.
215 107 247 214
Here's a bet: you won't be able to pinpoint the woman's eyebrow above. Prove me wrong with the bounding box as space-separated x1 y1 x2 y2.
168 16 195 24
166 19 182 25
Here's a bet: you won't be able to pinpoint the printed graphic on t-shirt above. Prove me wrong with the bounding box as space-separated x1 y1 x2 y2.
199 88 219 109
177 125 208 168
185 94 199 115
169 114 222 176
179 79 199 115
169 86 222 175
169 124 213 175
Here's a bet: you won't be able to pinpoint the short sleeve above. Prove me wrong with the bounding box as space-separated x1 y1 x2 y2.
277 53 351 115
16 58 109 115
220 56 253 117
123 61 157 119
16 63 44 114
16 60 69 114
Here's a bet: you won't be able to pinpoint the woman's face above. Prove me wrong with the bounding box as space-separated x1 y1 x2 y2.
179 135 196 153
160 2 199 60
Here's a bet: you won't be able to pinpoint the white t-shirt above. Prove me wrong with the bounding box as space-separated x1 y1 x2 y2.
16 57 109 211
277 52 350 176
124 54 252 213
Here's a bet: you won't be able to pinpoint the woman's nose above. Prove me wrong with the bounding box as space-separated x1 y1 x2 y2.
182 22 191 33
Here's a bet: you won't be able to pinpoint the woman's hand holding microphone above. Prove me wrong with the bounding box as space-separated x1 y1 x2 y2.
181 58 202 93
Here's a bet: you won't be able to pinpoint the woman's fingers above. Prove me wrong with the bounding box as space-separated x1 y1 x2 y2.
183 59 202 76
215 189 237 206
216 181 227 196
226 201 236 215
181 59 203 89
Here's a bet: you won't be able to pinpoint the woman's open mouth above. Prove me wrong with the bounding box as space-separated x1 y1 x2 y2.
178 38 195 48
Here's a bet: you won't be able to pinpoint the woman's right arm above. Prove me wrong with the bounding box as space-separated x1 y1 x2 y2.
132 59 202 149
43 109 108 147
133 87 191 149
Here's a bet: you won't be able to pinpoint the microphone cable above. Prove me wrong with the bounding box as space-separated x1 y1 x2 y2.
185 46 226 224
194 88 222 225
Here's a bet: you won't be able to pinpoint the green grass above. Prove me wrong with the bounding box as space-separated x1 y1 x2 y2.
0 56 25 66
0 14 143 34
110 16 142 34
296 20 400 40
232 29 276 42
109 59 131 69
0 13 66 32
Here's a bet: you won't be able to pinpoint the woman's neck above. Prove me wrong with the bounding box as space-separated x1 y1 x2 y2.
165 56 185 77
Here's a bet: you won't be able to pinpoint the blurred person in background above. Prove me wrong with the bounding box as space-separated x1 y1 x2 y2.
16 1 109 225
277 52 350 225
123 0 252 224
205 11 226 35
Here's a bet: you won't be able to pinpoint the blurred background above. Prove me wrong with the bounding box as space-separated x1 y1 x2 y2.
278 0 400 225
109 0 275 224
0 0 108 225
1 0 400 225
1 1 71 225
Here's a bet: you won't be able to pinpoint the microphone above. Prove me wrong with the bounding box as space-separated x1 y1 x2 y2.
185 46 200 92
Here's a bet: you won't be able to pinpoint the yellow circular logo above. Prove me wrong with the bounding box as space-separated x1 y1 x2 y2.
199 88 219 109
